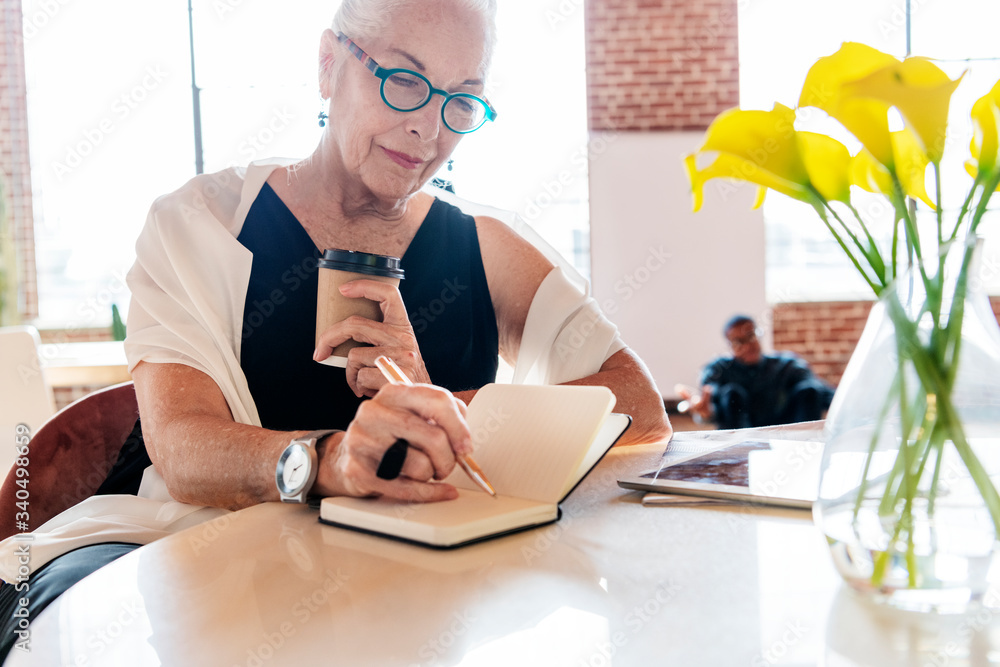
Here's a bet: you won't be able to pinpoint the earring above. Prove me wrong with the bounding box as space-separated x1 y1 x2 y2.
447 159 454 172
318 111 328 128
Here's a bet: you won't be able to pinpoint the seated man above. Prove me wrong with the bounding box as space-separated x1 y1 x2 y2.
679 315 834 429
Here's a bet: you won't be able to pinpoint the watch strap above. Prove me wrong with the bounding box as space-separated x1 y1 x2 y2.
294 429 339 449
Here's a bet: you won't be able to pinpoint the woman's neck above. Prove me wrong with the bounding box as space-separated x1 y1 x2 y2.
266 149 432 256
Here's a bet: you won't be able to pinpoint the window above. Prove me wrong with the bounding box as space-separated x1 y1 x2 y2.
22 0 588 328
738 0 1000 302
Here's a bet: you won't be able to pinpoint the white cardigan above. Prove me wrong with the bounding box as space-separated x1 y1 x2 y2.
0 159 625 580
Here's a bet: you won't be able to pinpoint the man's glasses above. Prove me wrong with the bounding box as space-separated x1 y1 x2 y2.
727 328 762 348
336 33 497 134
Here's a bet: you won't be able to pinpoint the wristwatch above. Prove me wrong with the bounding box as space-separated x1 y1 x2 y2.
276 430 338 503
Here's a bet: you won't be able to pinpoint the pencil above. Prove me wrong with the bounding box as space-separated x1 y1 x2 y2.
374 355 497 497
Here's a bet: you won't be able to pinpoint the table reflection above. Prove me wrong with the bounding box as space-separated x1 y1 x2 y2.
824 585 1000 666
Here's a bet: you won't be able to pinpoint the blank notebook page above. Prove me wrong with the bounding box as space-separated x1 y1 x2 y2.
446 384 615 504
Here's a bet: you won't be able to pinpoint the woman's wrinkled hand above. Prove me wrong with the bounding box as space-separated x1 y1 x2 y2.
312 383 471 502
313 279 432 398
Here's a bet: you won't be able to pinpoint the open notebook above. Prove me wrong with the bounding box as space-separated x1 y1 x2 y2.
320 384 631 548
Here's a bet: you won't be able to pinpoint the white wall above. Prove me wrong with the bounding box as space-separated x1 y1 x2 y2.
588 131 768 395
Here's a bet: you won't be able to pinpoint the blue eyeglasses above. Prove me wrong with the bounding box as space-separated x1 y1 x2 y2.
336 33 497 134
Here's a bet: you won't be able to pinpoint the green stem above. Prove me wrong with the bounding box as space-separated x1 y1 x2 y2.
891 214 901 284
813 204 884 296
876 330 914 519
883 294 1000 539
853 373 901 520
938 392 1000 538
948 177 979 243
831 201 887 287
926 421 947 516
971 169 1000 235
877 370 930 519
943 241 976 388
890 175 936 299
934 163 944 248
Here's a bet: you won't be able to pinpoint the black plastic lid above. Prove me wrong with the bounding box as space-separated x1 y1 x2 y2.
318 249 405 280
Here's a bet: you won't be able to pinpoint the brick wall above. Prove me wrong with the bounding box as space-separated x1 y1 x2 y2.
0 0 38 320
772 298 1000 387
771 301 873 387
584 0 740 131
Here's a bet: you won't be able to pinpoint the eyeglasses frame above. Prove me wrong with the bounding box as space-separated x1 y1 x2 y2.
726 326 763 348
335 32 497 134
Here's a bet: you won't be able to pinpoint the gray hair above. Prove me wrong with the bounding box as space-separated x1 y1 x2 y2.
331 0 498 71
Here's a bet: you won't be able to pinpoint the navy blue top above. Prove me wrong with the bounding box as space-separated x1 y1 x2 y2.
236 184 499 431
700 352 833 427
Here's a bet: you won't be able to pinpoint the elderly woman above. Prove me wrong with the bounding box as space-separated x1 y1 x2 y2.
128 0 668 509
0 0 668 653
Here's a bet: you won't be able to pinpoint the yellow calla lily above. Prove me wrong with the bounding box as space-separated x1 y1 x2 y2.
849 130 935 209
685 104 817 211
844 57 963 164
891 128 935 208
684 151 801 211
968 79 1000 187
799 42 898 168
850 148 893 195
798 132 852 204
685 105 855 211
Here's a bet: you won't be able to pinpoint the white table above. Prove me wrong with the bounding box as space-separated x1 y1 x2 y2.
9 429 1000 666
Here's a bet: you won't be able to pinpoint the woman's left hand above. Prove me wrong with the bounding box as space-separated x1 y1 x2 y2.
313 278 431 397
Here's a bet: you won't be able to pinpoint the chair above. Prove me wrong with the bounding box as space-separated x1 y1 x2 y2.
0 381 138 541
0 326 56 476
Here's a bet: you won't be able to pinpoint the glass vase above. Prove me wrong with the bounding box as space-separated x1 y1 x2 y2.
814 239 1000 613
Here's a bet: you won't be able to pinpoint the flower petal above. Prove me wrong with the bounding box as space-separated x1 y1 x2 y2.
845 58 963 164
684 151 811 212
798 132 852 203
891 128 935 208
850 148 893 195
684 104 824 210
752 185 768 209
970 79 1000 182
799 42 898 167
849 131 935 209
699 103 808 186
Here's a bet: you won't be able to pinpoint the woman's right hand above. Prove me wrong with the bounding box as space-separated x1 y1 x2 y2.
313 383 473 502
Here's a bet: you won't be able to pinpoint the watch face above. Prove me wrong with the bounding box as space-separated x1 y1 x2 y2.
279 444 310 494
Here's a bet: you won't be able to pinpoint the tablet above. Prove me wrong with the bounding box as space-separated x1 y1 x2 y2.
617 437 826 509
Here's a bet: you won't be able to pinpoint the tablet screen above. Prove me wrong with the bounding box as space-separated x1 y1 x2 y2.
619 438 826 508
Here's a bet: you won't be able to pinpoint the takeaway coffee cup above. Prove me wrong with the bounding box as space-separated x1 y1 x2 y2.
316 248 405 367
